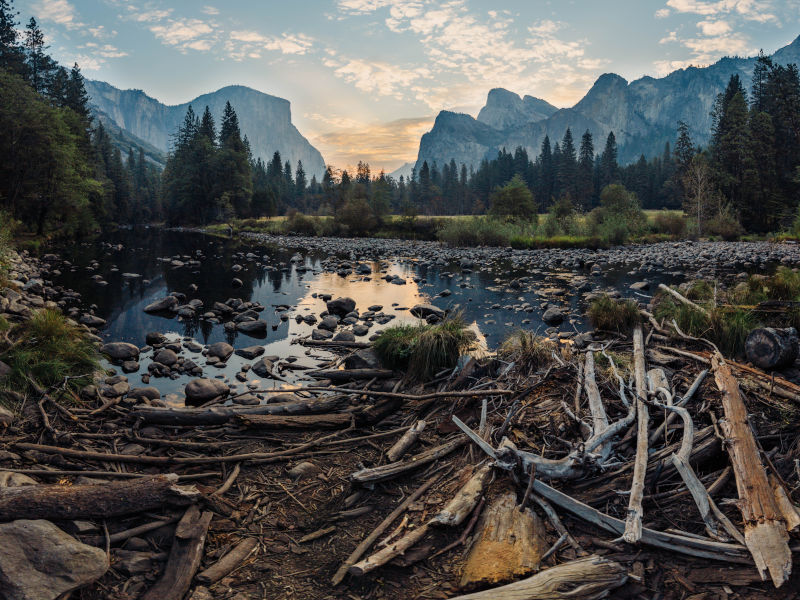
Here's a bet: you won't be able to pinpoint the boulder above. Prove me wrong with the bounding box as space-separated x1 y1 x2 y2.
145 332 167 346
251 357 275 378
326 297 356 316
333 330 355 342
79 314 106 328
127 387 161 402
318 316 339 331
207 342 234 361
184 378 230 405
352 324 370 337
542 307 564 326
236 320 267 336
99 342 139 361
345 349 381 370
630 281 650 291
235 346 265 360
143 296 178 313
0 519 108 600
311 329 333 341
410 303 445 319
153 349 178 366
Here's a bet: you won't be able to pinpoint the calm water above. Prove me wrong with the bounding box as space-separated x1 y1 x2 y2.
51 228 679 399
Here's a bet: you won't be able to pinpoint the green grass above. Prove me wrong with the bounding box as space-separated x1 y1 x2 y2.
498 331 558 373
373 316 477 381
587 295 641 333
0 309 99 405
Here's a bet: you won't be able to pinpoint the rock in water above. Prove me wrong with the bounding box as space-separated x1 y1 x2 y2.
236 320 267 336
100 342 140 361
0 519 108 600
345 349 381 370
184 378 230 405
207 342 234 361
542 307 564 325
410 304 445 319
326 297 356 316
143 296 178 313
251 357 275 378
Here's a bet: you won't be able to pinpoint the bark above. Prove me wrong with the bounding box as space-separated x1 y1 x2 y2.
235 413 352 429
196 538 258 585
430 463 493 527
351 437 466 484
386 420 426 462
744 327 799 370
623 325 649 544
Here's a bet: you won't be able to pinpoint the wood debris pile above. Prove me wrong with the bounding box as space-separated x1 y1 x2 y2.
2 311 800 598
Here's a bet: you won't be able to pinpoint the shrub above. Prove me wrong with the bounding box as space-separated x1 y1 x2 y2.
373 316 477 381
283 210 318 236
488 175 537 223
767 267 800 301
437 217 516 247
587 295 641 333
589 184 648 245
498 331 557 373
652 212 687 237
705 205 743 240
336 197 377 236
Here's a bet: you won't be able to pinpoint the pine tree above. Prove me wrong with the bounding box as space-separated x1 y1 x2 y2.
558 128 578 201
0 0 24 74
577 130 594 210
599 132 619 188
198 106 216 142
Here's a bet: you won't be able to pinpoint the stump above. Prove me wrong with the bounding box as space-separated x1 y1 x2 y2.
745 327 799 370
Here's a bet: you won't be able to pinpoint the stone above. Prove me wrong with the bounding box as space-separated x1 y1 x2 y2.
184 378 230 404
311 328 333 341
143 296 178 313
235 346 265 360
326 297 356 316
0 405 13 427
352 324 370 336
345 349 381 370
318 316 339 331
0 519 108 600
79 314 106 328
410 304 445 319
231 278 243 288
127 387 161 402
22 279 44 295
236 320 267 335
251 357 275 378
232 393 260 406
153 349 178 366
542 307 564 326
100 342 139 361
0 359 11 380
145 332 167 346
333 330 355 342
207 342 234 361
630 281 650 291
0 472 37 487
121 361 140 374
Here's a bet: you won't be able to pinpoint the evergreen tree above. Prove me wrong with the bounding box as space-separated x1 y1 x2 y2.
0 0 24 74
558 128 578 201
599 132 619 188
577 130 594 210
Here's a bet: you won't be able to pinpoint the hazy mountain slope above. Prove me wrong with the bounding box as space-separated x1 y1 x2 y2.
414 35 800 172
84 81 327 178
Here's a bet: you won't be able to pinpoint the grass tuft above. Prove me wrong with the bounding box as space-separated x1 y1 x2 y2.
498 331 557 373
587 295 641 333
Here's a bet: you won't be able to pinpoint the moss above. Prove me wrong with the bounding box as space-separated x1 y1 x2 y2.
587 295 641 333
373 316 477 381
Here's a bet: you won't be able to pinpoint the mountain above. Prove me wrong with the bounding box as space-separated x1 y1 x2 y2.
84 81 327 178
388 161 415 180
93 108 167 168
414 35 800 173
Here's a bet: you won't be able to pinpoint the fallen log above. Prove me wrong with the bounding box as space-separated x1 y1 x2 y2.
0 473 198 521
459 488 546 589
349 523 430 577
236 413 352 429
745 327 799 370
308 369 394 381
623 324 649 544
449 555 628 600
351 437 466 484
142 505 213 600
131 395 347 426
430 463 492 527
713 353 792 587
196 537 258 585
658 283 710 317
583 352 609 459
386 419 426 461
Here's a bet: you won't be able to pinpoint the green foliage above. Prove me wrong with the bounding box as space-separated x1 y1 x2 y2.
704 203 743 240
652 212 687 236
336 196 377 236
587 295 641 333
437 216 519 247
498 331 557 373
541 196 577 237
0 309 99 398
488 175 537 222
767 267 800 301
373 316 477 381
588 184 648 245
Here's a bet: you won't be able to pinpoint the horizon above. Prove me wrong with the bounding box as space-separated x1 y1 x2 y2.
20 0 800 173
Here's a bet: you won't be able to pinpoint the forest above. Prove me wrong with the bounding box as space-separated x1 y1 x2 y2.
1 0 799 238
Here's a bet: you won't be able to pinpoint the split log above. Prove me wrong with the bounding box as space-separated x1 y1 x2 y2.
623 324 649 544
658 283 710 317
196 537 258 585
235 413 352 429
0 473 197 521
770 474 800 532
386 420 426 461
583 352 609 459
745 327 799 370
459 489 546 589
713 353 791 587
142 505 213 600
131 395 346 426
309 369 393 381
349 523 430 577
449 555 628 600
351 436 466 484
430 463 492 527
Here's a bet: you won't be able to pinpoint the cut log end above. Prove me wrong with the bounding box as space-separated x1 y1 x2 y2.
745 327 799 370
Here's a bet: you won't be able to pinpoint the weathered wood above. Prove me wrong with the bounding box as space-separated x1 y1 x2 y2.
658 283 710 317
623 324 649 544
460 489 546 589
431 463 492 527
235 413 352 429
649 369 707 446
770 474 800 532
449 556 628 600
349 523 430 576
0 473 197 521
309 368 394 381
583 352 609 459
196 538 258 585
351 437 466 484
713 353 792 587
142 505 213 600
386 419 426 461
745 327 799 370
131 395 346 426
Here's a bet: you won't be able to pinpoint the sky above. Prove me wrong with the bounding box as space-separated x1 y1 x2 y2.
17 0 800 173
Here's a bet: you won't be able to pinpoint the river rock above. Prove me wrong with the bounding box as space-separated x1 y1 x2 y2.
0 519 109 600
251 357 275 378
326 297 356 316
345 349 381 370
235 346 265 360
333 330 355 342
352 324 370 336
630 281 650 291
185 378 230 404
542 307 564 325
311 329 333 341
153 348 178 366
100 342 139 361
145 332 167 346
208 342 234 361
79 314 106 328
410 304 445 319
143 296 178 313
127 387 161 402
318 316 339 331
236 320 267 335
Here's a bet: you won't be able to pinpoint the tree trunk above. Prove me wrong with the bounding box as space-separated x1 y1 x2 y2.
236 413 352 429
745 327 799 370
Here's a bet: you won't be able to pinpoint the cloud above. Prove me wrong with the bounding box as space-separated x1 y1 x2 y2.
149 18 217 52
655 8 671 17
653 58 699 75
322 54 431 98
225 31 313 60
696 19 732 34
664 0 776 23
202 6 220 15
34 0 83 29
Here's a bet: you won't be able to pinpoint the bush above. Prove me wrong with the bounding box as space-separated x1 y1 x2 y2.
373 316 477 381
336 197 377 236
767 267 800 301
705 204 743 240
283 210 319 236
498 331 558 373
588 184 648 245
652 212 687 236
488 175 537 223
587 295 641 333
437 217 518 247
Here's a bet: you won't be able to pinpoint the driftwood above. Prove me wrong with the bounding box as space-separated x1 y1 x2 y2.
623 325 649 543
431 463 493 526
386 420 425 461
459 489 546 589
351 437 466 484
0 473 197 521
349 523 430 576
450 556 628 600
713 353 792 587
142 505 213 600
235 413 352 429
196 537 258 585
309 368 394 381
658 283 710 317
583 352 609 459
745 327 799 370
649 368 707 446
